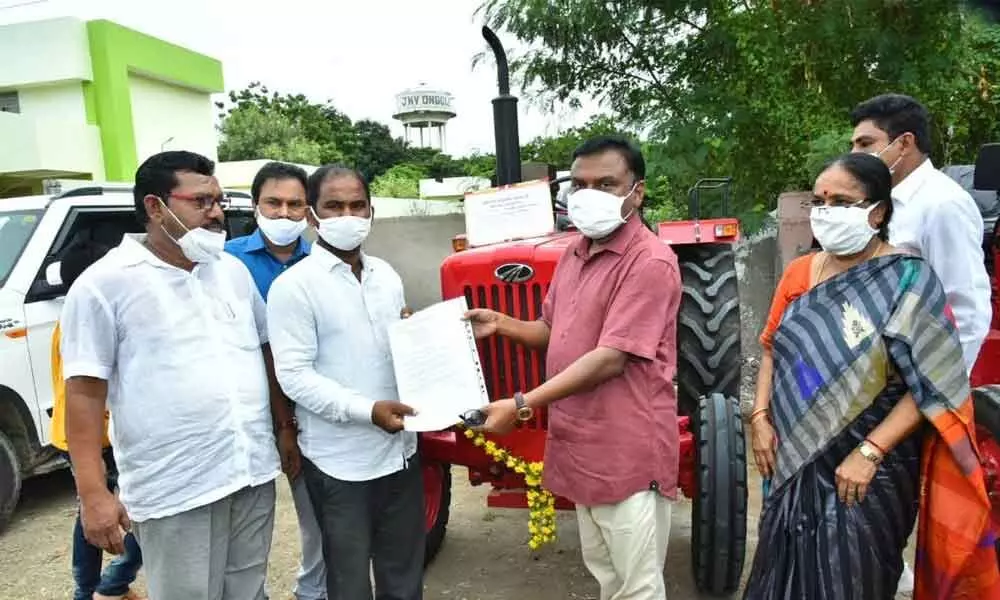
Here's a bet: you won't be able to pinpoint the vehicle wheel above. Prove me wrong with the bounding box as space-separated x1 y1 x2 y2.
675 244 742 418
422 462 451 567
973 386 1000 565
692 392 747 596
0 430 22 535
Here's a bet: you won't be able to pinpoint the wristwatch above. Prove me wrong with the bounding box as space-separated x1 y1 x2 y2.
514 392 534 422
858 441 883 464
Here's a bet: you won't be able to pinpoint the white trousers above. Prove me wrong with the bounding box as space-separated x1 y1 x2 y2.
576 490 672 600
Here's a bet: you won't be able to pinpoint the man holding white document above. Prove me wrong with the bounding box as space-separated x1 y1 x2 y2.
266 164 425 600
467 136 681 600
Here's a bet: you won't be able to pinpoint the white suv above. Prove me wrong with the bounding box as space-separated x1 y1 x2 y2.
0 184 254 532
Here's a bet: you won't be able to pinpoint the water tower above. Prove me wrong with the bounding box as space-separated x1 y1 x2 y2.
392 83 456 152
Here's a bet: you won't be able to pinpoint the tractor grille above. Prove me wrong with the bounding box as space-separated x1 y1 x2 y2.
464 283 549 429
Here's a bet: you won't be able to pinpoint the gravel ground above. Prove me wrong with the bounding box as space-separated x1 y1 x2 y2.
1 464 761 600
0 436 914 600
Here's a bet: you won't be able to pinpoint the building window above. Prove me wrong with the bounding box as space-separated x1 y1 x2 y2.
0 92 20 114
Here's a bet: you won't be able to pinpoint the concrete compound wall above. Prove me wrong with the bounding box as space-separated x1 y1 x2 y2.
735 223 779 359
365 213 466 310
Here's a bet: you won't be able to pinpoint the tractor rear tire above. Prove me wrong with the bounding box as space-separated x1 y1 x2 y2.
0 430 21 535
692 392 748 596
973 385 1000 566
675 244 743 418
423 462 452 567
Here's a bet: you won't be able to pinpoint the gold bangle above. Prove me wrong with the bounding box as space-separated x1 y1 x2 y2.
749 407 769 421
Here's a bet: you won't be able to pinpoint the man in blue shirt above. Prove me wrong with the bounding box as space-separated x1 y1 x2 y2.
225 161 326 600
226 163 312 298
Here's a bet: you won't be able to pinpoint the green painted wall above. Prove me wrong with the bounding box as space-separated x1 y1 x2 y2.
86 20 224 181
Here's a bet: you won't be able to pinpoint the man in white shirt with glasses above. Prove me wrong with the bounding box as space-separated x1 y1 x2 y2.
61 151 281 600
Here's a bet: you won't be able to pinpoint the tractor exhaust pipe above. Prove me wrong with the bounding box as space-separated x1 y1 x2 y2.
482 26 522 186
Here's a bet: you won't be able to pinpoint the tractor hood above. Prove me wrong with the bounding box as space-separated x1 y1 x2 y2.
440 233 578 298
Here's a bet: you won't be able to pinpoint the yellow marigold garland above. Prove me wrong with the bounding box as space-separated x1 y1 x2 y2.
461 427 557 550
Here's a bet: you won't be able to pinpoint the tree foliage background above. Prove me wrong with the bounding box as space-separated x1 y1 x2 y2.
217 3 1000 227
479 0 1000 228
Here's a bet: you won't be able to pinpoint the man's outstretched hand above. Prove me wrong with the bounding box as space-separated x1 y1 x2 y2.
472 398 518 435
464 308 504 339
372 401 416 433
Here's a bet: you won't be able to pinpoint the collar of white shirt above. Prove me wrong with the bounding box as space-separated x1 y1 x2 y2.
309 242 375 275
116 233 187 270
892 157 935 204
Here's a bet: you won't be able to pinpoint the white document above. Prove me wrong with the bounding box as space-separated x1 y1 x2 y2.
463 179 555 247
388 297 490 432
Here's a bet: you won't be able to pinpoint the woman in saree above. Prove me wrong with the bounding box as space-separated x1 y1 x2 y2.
744 152 1000 599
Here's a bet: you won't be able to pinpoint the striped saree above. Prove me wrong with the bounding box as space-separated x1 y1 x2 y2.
744 255 1000 600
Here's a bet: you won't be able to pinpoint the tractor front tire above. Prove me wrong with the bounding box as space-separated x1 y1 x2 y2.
0 430 21 534
692 392 748 596
675 244 742 418
973 385 1000 566
422 462 452 567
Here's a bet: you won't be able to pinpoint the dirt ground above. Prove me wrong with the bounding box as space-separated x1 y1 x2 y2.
0 458 913 600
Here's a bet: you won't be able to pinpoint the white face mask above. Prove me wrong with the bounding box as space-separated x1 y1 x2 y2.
159 198 226 263
256 213 307 247
810 202 880 256
568 184 637 239
311 209 371 251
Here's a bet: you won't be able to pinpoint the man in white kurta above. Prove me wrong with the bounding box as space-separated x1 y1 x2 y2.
61 151 281 600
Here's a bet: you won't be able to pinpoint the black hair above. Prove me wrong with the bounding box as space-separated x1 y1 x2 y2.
572 135 646 182
60 240 113 289
850 93 932 155
306 164 371 207
250 161 309 204
825 152 895 241
133 151 215 224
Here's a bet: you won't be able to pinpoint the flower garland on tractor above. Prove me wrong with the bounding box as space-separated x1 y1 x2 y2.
461 426 557 549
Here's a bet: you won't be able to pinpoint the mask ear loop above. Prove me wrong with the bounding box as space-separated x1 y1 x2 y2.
620 181 641 222
157 197 191 246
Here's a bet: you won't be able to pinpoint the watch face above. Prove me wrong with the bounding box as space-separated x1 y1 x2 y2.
517 407 533 421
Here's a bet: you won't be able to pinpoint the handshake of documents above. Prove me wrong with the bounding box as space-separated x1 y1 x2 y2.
387 297 490 432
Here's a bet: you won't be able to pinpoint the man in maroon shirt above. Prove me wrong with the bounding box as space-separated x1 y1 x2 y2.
467 136 681 599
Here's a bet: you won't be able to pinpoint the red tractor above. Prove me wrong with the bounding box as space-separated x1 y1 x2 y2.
417 27 748 596
947 143 1000 557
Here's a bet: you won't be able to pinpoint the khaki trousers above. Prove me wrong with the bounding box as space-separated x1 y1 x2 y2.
576 490 672 600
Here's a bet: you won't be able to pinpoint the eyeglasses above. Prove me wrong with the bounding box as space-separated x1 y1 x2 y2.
169 192 232 211
808 195 870 208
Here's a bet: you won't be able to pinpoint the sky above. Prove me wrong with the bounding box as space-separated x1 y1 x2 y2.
0 0 603 157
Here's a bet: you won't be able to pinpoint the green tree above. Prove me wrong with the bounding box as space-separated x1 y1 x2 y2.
479 0 1000 228
522 115 625 168
216 82 352 164
217 106 323 164
456 152 497 179
353 119 409 180
371 163 428 198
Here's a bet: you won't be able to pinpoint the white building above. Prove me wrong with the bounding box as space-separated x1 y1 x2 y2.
0 17 224 198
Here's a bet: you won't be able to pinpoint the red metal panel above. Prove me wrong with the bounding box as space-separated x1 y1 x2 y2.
657 218 741 245
972 332 1000 388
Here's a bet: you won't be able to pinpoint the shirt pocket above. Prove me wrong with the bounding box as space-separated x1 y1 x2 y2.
215 298 261 350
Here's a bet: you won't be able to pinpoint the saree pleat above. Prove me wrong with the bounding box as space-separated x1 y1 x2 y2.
744 255 1000 600
744 387 922 600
